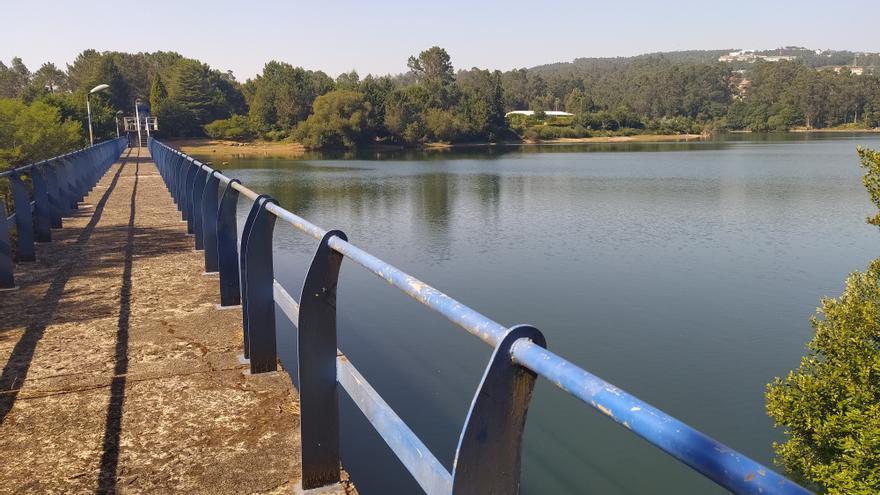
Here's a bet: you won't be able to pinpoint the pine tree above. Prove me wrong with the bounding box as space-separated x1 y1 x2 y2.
169 60 218 124
90 57 130 111
149 75 167 114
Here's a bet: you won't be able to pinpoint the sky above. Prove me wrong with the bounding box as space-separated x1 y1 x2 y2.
1 0 878 81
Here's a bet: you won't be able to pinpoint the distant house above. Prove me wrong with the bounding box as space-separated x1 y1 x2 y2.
718 50 796 63
505 110 574 117
832 66 866 75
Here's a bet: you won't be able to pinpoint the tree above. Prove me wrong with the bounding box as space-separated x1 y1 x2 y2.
31 63 66 93
91 57 130 110
149 75 168 113
457 68 506 136
359 74 395 132
0 57 31 98
246 61 334 133
765 147 880 495
168 59 218 123
859 147 880 227
0 99 82 170
65 50 103 93
159 58 243 133
336 70 360 91
501 69 547 111
564 88 595 115
424 108 465 142
154 99 199 137
382 86 428 144
294 90 375 149
407 46 455 86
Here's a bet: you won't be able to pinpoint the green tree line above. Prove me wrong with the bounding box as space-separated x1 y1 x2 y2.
2 47 880 156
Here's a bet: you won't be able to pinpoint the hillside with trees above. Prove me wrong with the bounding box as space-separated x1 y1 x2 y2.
1 46 879 158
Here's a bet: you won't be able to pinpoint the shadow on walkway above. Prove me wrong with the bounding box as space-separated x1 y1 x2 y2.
96 156 139 493
0 158 129 423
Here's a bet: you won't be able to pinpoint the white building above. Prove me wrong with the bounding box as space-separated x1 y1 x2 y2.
718 50 796 63
505 110 574 117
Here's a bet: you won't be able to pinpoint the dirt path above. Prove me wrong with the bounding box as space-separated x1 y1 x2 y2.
0 149 353 494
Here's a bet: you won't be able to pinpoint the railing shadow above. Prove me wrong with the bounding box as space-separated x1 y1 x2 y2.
0 162 127 423
0 224 193 333
96 159 138 493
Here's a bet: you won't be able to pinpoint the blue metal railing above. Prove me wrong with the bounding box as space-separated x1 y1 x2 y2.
147 137 813 495
0 138 128 289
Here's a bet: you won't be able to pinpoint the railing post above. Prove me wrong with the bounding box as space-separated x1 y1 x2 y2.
240 195 279 373
174 153 188 208
54 158 73 217
44 161 63 229
201 171 222 273
9 175 35 262
217 179 241 307
297 229 347 490
192 165 209 250
0 201 14 289
61 157 78 212
31 167 51 243
451 325 546 495
239 195 260 356
72 153 88 201
183 159 198 231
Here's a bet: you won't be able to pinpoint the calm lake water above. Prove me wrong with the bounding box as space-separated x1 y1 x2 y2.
197 133 880 494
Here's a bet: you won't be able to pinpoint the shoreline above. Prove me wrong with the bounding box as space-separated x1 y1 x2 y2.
167 139 308 157
169 133 707 157
533 134 704 144
788 127 880 133
168 129 879 157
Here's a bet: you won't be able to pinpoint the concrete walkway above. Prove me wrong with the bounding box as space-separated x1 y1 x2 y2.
0 149 355 494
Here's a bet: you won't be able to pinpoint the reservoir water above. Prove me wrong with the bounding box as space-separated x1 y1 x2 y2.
196 133 880 494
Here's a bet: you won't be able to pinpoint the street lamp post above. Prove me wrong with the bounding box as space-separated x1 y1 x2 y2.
115 110 123 137
87 84 110 146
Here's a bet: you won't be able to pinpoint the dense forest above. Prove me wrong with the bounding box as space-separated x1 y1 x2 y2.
1 46 879 160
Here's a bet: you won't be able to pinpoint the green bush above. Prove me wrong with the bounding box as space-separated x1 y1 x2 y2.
293 90 375 149
0 98 82 170
203 115 255 141
645 116 702 134
524 125 590 140
425 108 473 142
765 148 880 494
546 115 575 127
263 129 289 141
859 148 880 227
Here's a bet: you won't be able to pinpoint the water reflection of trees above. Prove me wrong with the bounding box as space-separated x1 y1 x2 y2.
256 170 506 261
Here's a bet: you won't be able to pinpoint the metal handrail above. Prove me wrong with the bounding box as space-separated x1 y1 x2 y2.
148 137 813 495
0 138 128 289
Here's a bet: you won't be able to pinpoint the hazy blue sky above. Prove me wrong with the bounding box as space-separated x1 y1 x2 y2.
1 0 877 80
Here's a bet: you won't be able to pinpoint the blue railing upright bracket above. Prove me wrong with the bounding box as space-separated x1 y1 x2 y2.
299 229 348 489
241 195 280 373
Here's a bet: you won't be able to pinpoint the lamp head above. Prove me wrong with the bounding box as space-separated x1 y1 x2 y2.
89 84 110 94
